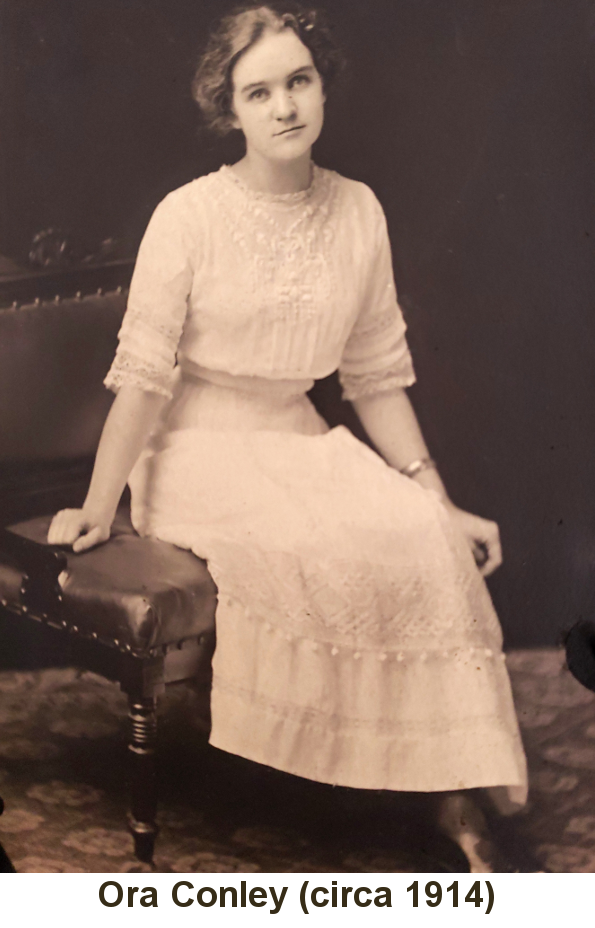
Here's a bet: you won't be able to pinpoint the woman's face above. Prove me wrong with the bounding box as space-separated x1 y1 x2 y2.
230 28 325 164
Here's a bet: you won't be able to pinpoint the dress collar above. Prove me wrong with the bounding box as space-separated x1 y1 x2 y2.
219 163 325 206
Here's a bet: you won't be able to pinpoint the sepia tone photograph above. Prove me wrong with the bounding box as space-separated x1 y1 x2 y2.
0 0 594 876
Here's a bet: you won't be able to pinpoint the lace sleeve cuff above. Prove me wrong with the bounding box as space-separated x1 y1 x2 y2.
339 356 416 401
104 349 177 399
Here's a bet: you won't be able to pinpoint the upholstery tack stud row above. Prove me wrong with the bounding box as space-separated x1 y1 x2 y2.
0 596 209 659
3 286 128 313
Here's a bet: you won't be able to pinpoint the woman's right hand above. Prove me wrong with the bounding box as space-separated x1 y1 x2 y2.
47 509 112 553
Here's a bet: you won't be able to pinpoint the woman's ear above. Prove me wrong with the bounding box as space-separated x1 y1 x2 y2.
227 93 240 130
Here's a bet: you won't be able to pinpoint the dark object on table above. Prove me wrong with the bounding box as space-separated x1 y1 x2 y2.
0 796 16 872
564 620 595 693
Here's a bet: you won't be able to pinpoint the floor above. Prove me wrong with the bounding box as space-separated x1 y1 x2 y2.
0 648 594 873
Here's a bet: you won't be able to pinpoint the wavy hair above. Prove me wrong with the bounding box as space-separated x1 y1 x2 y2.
192 2 345 135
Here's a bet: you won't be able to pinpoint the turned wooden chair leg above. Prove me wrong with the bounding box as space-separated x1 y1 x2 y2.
127 695 158 863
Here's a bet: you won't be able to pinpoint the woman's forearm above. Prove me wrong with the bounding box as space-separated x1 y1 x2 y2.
355 388 503 575
83 385 167 521
352 388 452 502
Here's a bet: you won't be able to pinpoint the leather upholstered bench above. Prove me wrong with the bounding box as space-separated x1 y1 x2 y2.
0 290 217 863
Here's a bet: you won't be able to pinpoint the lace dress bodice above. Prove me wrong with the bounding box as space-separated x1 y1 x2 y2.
105 164 416 402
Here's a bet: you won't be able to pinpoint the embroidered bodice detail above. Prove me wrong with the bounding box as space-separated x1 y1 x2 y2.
105 165 416 401
213 165 337 327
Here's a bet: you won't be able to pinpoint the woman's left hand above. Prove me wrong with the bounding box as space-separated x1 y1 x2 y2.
443 503 502 577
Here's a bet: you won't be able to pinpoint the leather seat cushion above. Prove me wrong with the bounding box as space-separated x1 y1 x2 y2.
0 511 217 655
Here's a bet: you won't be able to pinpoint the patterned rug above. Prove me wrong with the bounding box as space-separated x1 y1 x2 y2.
0 648 594 873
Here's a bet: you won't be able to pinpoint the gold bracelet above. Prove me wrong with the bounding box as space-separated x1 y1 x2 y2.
399 457 437 479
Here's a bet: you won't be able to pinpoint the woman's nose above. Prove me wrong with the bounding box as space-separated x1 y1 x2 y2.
272 89 297 121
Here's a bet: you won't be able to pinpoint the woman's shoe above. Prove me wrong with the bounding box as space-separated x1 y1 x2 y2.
436 792 517 873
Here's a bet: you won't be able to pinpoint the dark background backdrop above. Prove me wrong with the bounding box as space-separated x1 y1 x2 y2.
1 0 594 647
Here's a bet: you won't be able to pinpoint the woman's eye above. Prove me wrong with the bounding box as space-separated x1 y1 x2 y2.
249 88 268 101
289 75 310 89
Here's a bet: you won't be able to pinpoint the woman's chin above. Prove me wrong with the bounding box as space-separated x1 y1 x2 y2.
265 127 322 163
276 137 319 160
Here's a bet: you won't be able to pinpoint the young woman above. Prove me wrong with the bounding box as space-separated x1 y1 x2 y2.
48 3 528 871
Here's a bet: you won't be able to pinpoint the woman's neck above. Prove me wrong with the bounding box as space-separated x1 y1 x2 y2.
231 151 313 195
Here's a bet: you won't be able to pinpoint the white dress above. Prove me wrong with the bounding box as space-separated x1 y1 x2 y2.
105 164 528 801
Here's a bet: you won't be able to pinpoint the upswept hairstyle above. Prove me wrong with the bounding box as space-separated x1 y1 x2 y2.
192 2 345 135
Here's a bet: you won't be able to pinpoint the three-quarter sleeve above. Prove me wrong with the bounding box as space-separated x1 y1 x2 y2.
104 191 194 399
338 193 416 401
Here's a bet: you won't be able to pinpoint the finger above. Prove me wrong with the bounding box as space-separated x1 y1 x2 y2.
47 512 67 543
48 520 67 545
474 520 499 545
471 521 501 568
480 543 503 577
72 526 106 553
48 520 73 544
486 524 501 548
488 531 503 566
48 510 80 544
472 540 489 569
59 521 90 546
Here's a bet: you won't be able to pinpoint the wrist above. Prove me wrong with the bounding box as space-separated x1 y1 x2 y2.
413 473 453 508
399 456 437 480
399 457 451 503
82 499 117 525
434 494 457 512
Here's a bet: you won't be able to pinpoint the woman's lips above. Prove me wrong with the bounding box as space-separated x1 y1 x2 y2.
274 125 306 136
